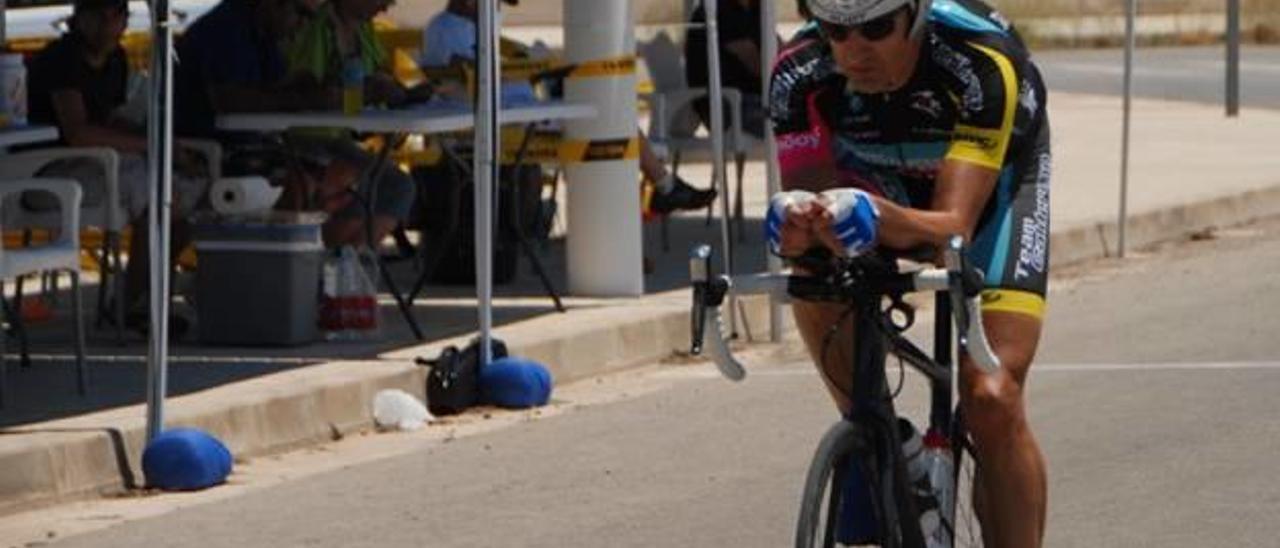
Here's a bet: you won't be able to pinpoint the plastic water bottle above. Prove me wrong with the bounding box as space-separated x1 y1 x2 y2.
0 53 27 126
319 247 380 342
921 429 956 548
899 418 952 548
341 58 365 115
839 418 924 544
837 457 878 544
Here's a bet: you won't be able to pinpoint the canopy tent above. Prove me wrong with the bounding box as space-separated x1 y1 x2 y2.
120 0 785 437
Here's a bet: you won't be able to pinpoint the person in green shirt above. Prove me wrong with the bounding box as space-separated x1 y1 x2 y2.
283 0 426 248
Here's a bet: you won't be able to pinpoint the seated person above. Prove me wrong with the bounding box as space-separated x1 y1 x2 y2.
684 0 774 139
283 0 427 247
177 0 419 249
27 0 210 336
420 0 716 215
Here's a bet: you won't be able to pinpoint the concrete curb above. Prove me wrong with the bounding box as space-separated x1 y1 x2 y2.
3 183 1279 516
0 290 774 517
1051 185 1280 266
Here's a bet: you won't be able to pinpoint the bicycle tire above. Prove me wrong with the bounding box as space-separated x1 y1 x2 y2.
795 420 867 548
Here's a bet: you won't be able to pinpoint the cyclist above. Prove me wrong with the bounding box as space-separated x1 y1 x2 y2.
768 0 1050 546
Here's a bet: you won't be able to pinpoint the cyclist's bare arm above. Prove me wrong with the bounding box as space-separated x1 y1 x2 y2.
871 160 1000 251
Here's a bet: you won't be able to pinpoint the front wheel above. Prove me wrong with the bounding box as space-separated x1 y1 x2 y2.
795 421 869 548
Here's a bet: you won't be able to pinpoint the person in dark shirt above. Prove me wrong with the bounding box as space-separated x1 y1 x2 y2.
177 0 420 249
27 0 209 337
683 0 776 138
175 0 322 139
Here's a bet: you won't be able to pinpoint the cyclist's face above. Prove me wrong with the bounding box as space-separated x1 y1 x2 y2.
823 8 920 93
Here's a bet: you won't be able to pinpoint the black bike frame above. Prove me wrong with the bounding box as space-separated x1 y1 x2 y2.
831 285 960 548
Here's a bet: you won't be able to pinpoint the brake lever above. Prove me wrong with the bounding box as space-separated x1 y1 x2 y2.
688 245 745 381
690 245 713 354
944 236 1001 372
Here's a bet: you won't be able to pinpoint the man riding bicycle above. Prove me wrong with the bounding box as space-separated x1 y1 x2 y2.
767 0 1050 545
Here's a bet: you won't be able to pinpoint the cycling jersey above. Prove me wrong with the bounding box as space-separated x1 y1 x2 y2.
770 0 1051 318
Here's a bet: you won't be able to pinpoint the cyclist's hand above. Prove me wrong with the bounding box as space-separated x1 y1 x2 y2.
766 190 821 256
814 188 881 257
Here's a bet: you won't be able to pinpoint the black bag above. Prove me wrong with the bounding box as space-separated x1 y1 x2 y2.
416 337 508 416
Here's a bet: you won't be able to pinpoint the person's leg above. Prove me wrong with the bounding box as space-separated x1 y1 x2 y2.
635 129 717 213
324 160 415 248
792 299 857 414
959 308 1047 548
124 215 192 302
638 132 670 187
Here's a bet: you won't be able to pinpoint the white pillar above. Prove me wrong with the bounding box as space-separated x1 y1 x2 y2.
563 0 643 296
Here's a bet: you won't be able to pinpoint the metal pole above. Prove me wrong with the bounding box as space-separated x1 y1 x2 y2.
475 0 499 366
1119 0 1135 258
761 0 782 342
145 0 175 442
1226 0 1240 117
706 0 737 336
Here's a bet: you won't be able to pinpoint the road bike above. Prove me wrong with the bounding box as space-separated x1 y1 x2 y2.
689 237 999 547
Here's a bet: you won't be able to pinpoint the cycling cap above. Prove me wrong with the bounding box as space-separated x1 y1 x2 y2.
808 0 932 38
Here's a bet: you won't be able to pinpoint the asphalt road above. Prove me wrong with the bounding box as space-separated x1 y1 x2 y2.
17 217 1280 547
1035 45 1280 110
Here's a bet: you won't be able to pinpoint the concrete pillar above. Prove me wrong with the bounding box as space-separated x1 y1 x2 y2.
563 0 643 296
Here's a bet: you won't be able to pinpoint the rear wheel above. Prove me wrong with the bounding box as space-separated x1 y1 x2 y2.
950 431 985 547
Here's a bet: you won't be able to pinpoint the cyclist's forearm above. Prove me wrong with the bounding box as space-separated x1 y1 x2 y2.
871 197 972 250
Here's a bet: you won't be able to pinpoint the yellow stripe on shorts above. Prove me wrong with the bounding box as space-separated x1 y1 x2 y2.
980 289 1045 320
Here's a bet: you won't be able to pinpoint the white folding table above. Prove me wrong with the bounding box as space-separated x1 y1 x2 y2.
218 101 597 338
0 125 59 148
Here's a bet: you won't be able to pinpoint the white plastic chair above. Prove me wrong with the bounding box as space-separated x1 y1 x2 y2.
0 140 221 343
0 177 87 408
637 30 764 245
0 147 126 341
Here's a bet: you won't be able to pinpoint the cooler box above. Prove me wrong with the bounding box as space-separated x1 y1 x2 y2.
193 221 324 346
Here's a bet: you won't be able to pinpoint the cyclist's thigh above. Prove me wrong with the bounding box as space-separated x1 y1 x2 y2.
967 124 1051 385
792 300 857 414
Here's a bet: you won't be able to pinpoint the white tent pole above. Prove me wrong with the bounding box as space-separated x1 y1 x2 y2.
145 0 175 442
761 0 781 343
475 0 499 366
705 0 736 336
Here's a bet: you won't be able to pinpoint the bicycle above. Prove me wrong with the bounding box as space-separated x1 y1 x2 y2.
689 236 1000 548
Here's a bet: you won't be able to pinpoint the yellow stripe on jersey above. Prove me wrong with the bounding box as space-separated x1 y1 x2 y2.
945 42 1018 170
980 289 1045 320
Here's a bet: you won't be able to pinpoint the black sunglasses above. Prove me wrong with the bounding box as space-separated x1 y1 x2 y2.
818 8 902 43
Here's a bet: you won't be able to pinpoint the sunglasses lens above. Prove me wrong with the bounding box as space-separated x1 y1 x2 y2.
819 9 900 43
859 15 897 41
819 21 849 42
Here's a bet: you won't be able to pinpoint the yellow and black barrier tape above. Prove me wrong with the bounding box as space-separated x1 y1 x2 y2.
563 56 636 79
395 132 640 167
557 136 642 163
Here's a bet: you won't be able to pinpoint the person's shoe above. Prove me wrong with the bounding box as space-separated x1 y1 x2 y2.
649 175 717 215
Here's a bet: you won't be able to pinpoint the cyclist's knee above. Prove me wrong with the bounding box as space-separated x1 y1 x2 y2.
962 370 1026 447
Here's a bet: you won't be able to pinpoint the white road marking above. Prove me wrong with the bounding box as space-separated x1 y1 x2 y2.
1034 361 1280 372
663 361 1280 379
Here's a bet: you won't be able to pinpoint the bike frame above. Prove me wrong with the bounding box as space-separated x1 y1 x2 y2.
690 236 998 548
